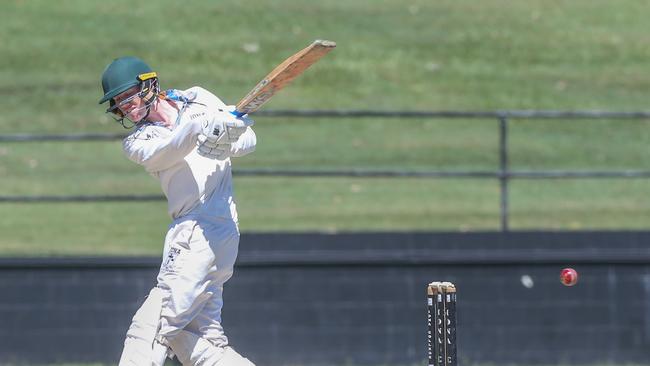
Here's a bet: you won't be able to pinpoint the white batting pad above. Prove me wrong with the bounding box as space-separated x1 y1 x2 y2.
118 287 167 366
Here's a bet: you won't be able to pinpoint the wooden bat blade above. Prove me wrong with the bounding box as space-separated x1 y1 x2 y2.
234 40 336 116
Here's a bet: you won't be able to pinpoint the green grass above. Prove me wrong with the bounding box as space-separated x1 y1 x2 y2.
2 0 650 255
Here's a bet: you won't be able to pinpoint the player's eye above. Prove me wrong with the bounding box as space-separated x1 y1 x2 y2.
106 104 125 119
117 93 140 108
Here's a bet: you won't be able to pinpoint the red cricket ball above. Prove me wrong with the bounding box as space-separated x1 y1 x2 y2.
560 268 578 286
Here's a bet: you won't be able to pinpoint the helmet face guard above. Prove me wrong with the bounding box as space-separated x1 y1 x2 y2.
99 57 159 128
106 73 160 128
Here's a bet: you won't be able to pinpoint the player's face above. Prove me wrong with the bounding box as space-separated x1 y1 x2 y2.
113 86 148 121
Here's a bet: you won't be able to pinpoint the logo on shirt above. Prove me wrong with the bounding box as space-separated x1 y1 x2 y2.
125 125 162 141
162 247 181 273
190 112 206 120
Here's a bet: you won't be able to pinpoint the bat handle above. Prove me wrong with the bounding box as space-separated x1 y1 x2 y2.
231 110 246 118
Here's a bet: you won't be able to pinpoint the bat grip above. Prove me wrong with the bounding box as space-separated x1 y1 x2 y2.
231 110 246 118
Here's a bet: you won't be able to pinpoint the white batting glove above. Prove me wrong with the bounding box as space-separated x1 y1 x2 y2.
197 134 232 160
200 106 254 145
197 106 254 160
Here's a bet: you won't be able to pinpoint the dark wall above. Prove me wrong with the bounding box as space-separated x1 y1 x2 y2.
2 232 650 365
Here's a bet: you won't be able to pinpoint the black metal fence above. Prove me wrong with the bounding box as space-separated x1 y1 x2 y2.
3 109 650 230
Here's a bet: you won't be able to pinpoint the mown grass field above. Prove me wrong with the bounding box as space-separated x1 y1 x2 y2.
2 0 650 255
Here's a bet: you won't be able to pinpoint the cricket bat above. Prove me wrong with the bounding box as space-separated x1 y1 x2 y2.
232 39 336 118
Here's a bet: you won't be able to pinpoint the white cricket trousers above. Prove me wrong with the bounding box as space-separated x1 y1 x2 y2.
157 217 239 346
120 216 255 366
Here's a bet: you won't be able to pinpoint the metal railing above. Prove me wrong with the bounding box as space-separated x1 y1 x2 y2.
3 109 650 231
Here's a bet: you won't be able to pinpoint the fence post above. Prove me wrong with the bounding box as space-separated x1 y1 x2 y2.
499 116 509 231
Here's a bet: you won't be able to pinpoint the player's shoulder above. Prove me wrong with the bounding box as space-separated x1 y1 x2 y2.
183 86 227 107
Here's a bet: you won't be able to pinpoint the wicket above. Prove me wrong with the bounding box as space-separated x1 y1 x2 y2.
427 282 458 366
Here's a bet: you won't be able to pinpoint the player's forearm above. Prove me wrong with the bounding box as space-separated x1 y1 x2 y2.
163 119 204 158
124 120 203 171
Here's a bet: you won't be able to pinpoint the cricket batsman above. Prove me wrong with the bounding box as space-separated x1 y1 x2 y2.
98 56 256 366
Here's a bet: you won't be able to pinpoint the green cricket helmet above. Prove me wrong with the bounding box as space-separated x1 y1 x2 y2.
99 56 160 127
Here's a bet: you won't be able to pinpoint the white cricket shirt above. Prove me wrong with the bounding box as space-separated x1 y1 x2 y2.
122 87 256 221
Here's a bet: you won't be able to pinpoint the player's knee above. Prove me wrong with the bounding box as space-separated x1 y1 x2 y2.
216 346 255 366
166 330 255 366
166 330 224 365
118 337 168 366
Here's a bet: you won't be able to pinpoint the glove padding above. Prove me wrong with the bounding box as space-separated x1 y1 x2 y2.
197 106 254 160
200 107 254 145
197 134 232 160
